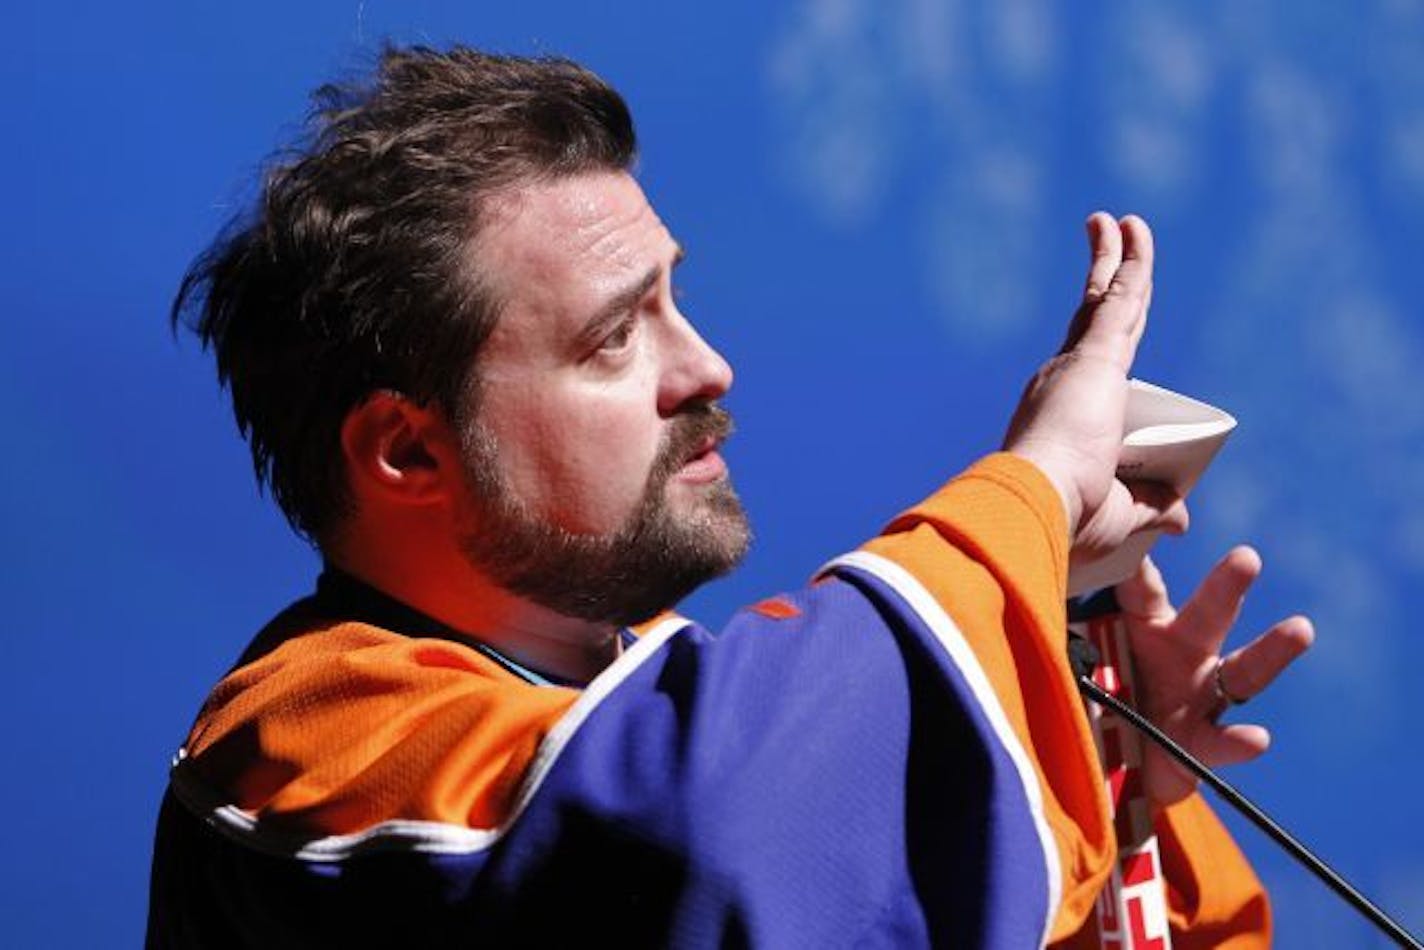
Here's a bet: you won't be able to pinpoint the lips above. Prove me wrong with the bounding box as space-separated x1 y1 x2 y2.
685 435 717 465
675 444 726 483
661 405 733 484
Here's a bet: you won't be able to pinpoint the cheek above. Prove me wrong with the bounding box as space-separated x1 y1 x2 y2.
483 380 662 534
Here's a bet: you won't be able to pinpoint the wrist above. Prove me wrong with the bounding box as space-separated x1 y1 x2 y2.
1003 444 1083 536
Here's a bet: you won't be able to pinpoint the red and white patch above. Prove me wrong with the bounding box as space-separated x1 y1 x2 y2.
1073 612 1173 950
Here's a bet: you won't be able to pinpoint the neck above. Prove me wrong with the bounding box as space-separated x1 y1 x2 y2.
329 536 622 685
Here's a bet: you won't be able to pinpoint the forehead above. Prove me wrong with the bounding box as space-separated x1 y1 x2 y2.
473 171 673 323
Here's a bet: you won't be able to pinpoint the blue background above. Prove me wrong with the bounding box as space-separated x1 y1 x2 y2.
8 1 1424 945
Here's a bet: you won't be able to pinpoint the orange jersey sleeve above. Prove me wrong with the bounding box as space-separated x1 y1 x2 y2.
1157 793 1271 947
863 452 1269 945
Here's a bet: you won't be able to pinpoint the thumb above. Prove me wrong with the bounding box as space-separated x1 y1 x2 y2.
1128 480 1189 536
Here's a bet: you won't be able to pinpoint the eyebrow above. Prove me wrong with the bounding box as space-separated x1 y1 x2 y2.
573 245 686 351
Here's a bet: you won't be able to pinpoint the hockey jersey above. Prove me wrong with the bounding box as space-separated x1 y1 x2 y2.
146 454 1268 948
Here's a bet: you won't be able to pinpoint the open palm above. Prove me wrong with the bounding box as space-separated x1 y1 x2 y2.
1114 547 1314 806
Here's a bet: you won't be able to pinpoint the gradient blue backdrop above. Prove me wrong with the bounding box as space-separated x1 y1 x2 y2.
8 1 1424 945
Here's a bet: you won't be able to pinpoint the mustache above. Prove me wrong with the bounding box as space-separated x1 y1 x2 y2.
651 403 734 482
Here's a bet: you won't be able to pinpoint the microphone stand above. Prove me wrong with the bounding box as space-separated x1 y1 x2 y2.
1069 634 1422 949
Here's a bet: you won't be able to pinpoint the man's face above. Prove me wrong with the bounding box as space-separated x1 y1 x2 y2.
455 171 750 626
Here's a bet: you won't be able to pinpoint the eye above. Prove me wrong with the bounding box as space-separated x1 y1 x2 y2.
597 313 638 353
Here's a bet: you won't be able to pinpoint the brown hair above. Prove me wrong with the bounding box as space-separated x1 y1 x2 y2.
173 45 637 542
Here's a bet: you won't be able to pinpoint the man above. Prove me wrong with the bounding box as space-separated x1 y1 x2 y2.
148 46 1312 947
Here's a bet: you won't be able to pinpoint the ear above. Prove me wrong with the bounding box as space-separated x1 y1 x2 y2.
340 392 459 506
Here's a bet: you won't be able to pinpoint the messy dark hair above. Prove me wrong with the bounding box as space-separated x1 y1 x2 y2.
173 45 637 543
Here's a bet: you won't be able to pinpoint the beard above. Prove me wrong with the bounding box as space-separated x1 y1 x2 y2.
457 403 751 627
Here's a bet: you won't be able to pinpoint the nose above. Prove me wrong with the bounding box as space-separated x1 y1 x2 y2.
658 313 734 416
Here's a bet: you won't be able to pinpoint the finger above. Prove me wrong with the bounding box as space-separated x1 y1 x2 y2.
1129 280 1153 351
1196 723 1272 768
1115 555 1175 622
1074 216 1155 367
1113 215 1155 296
1123 479 1189 536
1146 492 1188 536
1219 615 1315 702
1144 722 1272 806
1062 213 1124 350
1143 751 1198 807
1083 212 1123 301
1173 545 1262 653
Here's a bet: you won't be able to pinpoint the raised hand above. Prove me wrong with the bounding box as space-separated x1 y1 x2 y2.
1003 213 1186 560
1115 548 1315 806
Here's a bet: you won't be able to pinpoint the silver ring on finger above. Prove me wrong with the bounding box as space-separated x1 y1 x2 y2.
1213 656 1250 708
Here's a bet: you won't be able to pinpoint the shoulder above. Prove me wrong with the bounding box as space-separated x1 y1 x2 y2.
179 617 580 835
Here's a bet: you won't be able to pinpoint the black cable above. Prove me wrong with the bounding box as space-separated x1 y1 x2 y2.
1076 673 1423 949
